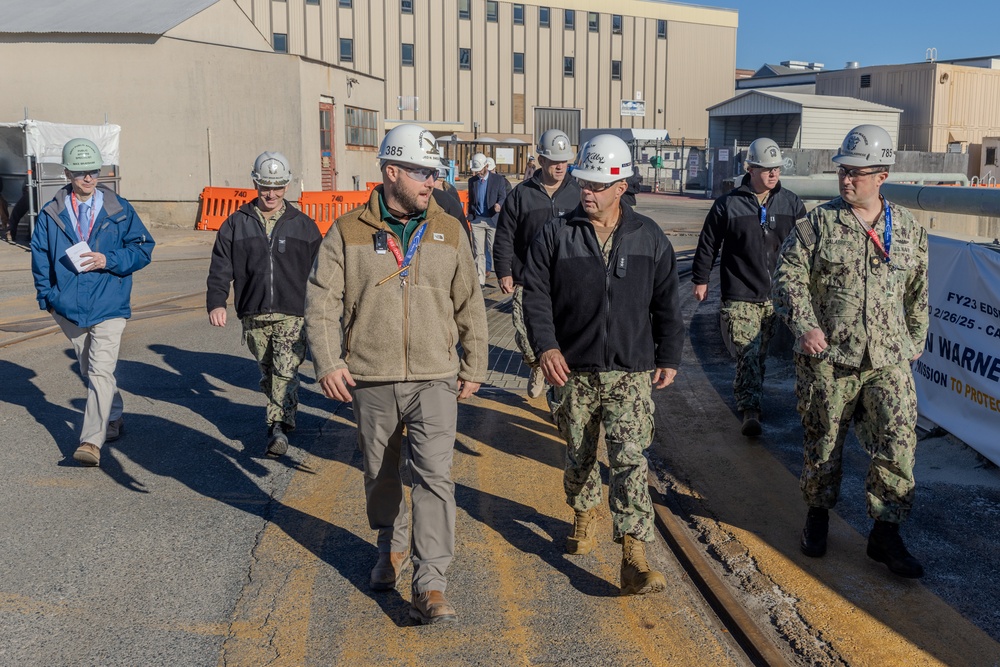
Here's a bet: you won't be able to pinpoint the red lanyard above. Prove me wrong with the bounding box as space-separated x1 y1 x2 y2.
850 208 890 262
71 191 97 242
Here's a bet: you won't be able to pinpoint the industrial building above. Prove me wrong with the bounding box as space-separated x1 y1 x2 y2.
816 56 1000 154
237 0 738 175
0 0 740 225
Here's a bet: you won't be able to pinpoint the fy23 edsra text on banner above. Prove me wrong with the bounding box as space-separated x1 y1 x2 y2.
914 236 1000 466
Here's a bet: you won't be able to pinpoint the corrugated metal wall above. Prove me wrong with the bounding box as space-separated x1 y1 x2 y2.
800 108 899 149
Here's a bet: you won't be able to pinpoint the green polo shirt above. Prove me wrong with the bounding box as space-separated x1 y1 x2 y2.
377 192 427 251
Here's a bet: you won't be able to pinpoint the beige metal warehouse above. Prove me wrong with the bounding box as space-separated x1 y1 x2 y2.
707 90 901 150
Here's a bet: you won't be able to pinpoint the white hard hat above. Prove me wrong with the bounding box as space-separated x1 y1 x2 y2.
470 152 488 171
252 152 292 187
377 124 443 169
536 129 575 162
833 124 895 167
572 134 633 184
437 160 450 179
746 138 783 168
486 157 496 171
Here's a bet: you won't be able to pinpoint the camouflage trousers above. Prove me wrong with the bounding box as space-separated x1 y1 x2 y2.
794 354 918 523
550 371 655 542
511 285 537 366
719 300 778 412
242 314 308 429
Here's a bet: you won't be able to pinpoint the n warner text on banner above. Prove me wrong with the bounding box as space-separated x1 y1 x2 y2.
914 236 1000 466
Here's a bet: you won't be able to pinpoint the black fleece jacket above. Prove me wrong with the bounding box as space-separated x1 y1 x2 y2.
206 201 322 319
493 172 581 284
523 204 685 372
691 174 806 302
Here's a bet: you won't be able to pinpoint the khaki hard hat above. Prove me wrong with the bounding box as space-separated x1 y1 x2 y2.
833 124 896 167
536 129 575 162
746 138 783 168
61 138 103 171
252 152 292 187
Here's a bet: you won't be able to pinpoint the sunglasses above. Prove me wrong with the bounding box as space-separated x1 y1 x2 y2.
575 177 618 193
69 169 100 180
837 167 886 180
393 164 438 182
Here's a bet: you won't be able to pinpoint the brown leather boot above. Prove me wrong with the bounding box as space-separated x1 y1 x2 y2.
620 535 666 595
565 507 598 555
409 590 457 625
369 550 410 591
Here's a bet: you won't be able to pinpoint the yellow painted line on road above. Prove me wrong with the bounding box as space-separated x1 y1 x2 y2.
222 393 741 665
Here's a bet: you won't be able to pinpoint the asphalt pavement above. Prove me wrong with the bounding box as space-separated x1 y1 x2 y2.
1 193 998 666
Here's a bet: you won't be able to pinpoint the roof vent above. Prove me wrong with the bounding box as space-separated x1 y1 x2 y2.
845 61 860 69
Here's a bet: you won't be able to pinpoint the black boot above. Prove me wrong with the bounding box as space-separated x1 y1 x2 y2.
740 410 762 437
266 422 289 457
800 507 829 557
867 520 924 578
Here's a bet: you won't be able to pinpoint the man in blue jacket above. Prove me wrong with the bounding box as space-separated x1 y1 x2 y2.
466 152 508 287
523 135 684 596
31 138 155 467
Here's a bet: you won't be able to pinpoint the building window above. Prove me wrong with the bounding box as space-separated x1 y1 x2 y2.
306 0 319 4
346 106 379 148
986 146 998 166
458 0 469 19
513 3 524 25
539 6 550 27
401 43 414 66
612 60 621 80
338 0 351 6
657 19 666 39
339 38 353 62
564 56 574 77
564 9 574 30
459 48 471 70
273 33 287 53
401 0 412 14
486 0 498 22
513 52 524 74
612 14 622 34
860 74 872 88
588 12 598 32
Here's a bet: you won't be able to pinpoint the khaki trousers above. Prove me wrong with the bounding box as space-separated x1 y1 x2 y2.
352 378 459 593
52 313 126 448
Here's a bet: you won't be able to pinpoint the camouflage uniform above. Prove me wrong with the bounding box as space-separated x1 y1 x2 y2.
719 300 778 412
550 371 655 543
772 196 928 522
242 313 308 429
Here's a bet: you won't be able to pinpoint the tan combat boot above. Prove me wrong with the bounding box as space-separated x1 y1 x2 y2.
369 550 410 591
565 507 599 555
620 534 666 595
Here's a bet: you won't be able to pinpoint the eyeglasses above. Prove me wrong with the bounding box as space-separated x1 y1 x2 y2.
575 177 617 193
837 167 886 180
393 164 438 182
257 185 287 193
752 166 781 174
69 169 100 180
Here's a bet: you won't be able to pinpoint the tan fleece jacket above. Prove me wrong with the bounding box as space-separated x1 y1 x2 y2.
306 187 488 384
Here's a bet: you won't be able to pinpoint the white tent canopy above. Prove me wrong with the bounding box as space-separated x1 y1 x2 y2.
0 120 121 165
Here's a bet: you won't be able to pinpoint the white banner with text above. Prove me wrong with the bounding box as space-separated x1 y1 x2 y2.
914 236 1000 465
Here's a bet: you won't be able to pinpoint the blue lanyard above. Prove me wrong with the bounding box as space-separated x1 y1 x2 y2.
759 202 767 231
400 222 428 278
882 201 892 263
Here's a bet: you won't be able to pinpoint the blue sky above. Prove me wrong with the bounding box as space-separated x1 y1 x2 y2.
683 0 1000 71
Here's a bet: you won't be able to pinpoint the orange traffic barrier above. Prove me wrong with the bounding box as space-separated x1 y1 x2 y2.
196 187 256 231
298 190 370 235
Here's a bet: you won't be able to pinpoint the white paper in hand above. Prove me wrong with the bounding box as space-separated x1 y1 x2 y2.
65 241 93 273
